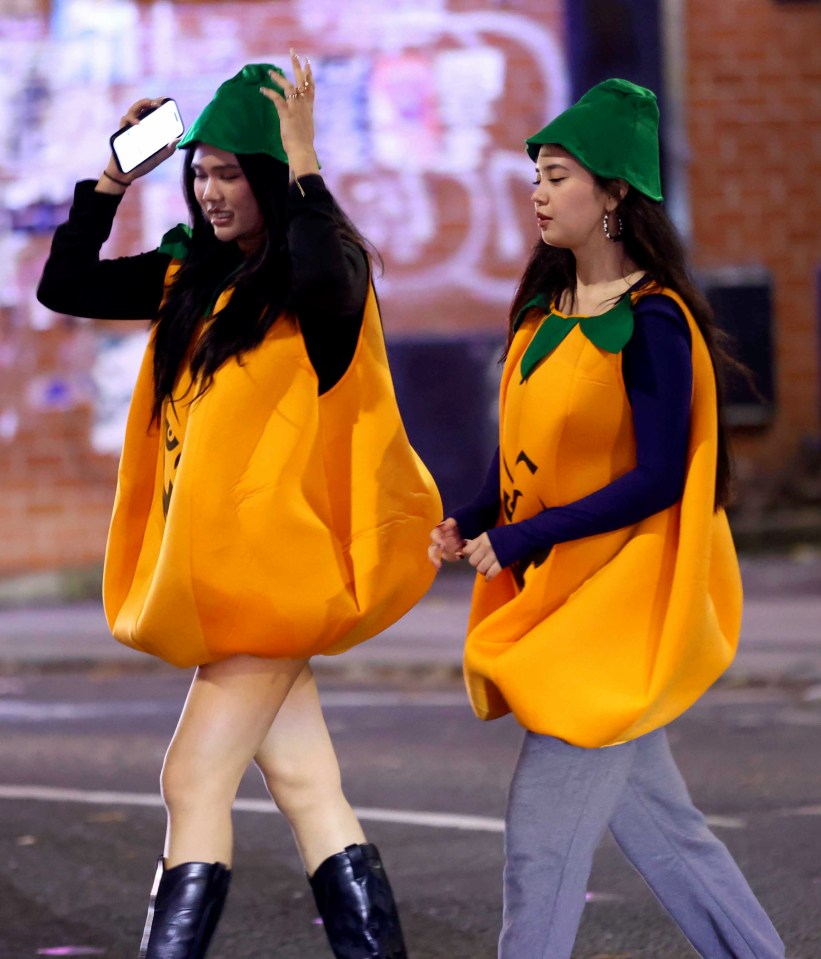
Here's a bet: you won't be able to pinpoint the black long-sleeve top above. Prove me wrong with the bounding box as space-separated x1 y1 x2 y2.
36 174 369 393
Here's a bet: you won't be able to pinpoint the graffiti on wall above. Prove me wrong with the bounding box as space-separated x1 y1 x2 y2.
0 0 567 454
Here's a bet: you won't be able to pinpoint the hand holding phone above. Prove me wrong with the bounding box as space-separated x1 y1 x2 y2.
110 98 184 176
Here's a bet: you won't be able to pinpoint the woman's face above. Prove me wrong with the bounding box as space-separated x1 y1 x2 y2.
530 145 616 250
192 144 265 252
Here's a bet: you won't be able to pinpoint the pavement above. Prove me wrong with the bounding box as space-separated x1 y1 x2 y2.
0 554 819 686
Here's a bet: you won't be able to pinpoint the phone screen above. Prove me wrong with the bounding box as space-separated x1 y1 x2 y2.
111 100 184 174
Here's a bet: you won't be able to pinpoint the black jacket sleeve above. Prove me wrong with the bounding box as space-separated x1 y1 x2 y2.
36 180 170 320
37 176 370 393
287 174 369 392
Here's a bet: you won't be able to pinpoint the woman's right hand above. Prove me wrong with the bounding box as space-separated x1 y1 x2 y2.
259 51 319 179
428 518 466 570
98 98 179 192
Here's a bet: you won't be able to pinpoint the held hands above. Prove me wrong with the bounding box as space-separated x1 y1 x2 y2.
428 518 465 569
428 521 502 581
260 50 319 179
461 533 502 581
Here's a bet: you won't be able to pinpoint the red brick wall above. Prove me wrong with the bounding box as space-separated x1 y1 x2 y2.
686 0 821 486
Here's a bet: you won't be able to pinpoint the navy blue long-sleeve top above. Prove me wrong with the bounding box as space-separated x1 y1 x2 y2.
452 289 694 570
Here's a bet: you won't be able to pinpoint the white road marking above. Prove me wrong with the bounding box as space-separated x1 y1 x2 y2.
778 804 821 817
0 702 174 722
703 815 746 829
0 691 469 722
0 784 782 834
0 784 505 833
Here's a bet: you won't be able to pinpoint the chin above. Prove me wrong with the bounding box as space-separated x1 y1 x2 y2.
212 227 239 244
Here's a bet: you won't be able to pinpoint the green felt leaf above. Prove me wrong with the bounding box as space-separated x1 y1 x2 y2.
520 314 579 382
519 294 635 382
579 294 635 353
512 292 551 333
157 223 193 261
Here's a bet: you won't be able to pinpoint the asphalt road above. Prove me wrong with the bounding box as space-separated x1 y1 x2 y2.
0 669 819 958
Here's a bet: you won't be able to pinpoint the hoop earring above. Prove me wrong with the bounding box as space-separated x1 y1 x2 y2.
603 212 623 242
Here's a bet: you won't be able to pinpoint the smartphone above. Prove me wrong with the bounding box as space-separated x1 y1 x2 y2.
110 99 184 175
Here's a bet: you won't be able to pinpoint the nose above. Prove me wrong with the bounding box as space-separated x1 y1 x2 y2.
201 176 222 204
531 183 546 205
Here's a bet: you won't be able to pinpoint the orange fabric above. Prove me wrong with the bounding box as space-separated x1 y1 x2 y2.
103 271 441 667
463 285 742 747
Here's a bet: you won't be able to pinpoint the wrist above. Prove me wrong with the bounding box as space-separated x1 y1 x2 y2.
288 149 320 180
97 169 131 194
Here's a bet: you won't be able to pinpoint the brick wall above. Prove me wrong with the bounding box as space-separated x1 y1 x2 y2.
686 0 821 491
1 0 818 577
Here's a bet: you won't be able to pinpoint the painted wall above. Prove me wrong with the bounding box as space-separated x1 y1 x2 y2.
0 0 566 574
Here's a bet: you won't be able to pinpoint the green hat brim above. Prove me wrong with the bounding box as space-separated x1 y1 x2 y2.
525 79 663 202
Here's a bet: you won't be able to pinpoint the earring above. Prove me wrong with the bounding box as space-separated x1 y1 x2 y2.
603 212 623 242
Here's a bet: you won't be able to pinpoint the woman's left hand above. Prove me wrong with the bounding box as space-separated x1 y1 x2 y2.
260 49 318 178
461 533 502 581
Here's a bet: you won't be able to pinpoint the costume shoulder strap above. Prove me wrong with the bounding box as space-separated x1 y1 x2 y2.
630 281 692 320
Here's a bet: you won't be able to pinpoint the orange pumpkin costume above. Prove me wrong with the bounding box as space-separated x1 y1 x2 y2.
463 284 742 748
103 261 442 667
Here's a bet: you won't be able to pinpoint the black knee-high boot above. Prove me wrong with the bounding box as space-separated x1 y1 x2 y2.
138 857 231 959
309 843 408 959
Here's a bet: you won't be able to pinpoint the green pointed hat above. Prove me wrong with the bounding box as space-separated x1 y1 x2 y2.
178 64 288 163
526 78 663 202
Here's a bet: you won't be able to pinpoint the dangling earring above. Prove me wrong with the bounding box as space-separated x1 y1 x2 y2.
603 212 623 242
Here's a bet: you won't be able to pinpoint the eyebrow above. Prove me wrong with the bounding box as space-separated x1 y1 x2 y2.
191 163 242 173
536 162 569 173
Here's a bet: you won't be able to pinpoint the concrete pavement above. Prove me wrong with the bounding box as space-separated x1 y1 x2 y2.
0 555 819 686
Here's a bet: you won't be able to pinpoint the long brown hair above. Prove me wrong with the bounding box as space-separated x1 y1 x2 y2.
507 180 738 509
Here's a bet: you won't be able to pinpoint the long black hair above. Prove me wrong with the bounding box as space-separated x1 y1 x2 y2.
151 148 377 422
507 180 739 509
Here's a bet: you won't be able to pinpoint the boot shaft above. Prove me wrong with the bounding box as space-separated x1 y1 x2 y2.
310 843 408 959
139 859 231 959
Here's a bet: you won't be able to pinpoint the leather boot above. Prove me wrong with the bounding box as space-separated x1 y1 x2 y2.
138 857 231 959
309 843 408 959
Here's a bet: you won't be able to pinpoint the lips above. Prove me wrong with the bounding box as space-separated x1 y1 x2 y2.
208 210 232 226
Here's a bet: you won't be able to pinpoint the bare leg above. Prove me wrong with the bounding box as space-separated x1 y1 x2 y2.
160 654 307 867
254 663 366 875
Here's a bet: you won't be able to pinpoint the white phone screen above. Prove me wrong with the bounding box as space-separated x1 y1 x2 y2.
112 100 184 174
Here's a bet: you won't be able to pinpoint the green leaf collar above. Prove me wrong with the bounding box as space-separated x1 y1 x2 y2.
518 294 635 382
157 223 193 261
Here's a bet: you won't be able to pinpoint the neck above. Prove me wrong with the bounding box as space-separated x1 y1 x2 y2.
237 230 266 257
558 235 642 315
571 234 637 288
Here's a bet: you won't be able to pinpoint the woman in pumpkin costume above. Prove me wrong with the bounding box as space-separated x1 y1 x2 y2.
38 56 440 959
429 79 783 958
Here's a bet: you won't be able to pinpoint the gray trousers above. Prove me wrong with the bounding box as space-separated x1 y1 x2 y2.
500 728 785 959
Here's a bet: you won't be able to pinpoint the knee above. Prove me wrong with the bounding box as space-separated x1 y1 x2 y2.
160 745 235 815
260 754 343 820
